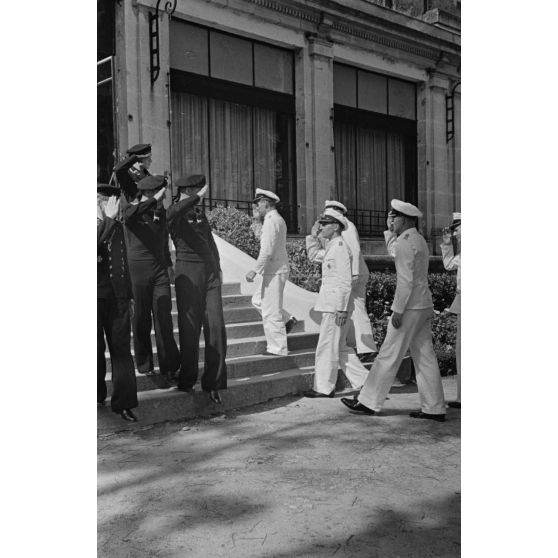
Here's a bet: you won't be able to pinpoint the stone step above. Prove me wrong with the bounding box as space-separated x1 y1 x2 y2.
169 293 252 312
105 332 319 376
219 283 242 296
128 318 305 348
105 346 317 392
98 366 319 433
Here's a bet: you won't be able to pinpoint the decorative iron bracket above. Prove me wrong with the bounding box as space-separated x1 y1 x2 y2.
149 0 177 85
446 81 461 143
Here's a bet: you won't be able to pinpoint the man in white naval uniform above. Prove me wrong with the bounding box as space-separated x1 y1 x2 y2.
441 212 461 409
324 200 378 362
303 209 369 398
246 189 293 356
341 199 446 421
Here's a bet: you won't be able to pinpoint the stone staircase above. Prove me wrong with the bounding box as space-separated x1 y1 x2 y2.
97 281 321 433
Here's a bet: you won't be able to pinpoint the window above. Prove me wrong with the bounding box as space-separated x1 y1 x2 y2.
169 21 297 231
170 20 294 94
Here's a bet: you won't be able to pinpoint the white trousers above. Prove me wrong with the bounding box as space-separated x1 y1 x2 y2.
358 308 446 414
314 312 369 395
346 275 378 355
251 272 289 356
456 314 461 402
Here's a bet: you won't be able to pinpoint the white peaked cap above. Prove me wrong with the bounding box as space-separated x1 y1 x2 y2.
324 200 348 214
253 188 280 203
390 199 423 218
319 208 348 230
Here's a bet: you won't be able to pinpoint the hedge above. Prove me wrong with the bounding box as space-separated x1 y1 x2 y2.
207 206 458 375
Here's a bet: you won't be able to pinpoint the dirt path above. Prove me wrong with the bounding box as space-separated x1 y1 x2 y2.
98 379 460 557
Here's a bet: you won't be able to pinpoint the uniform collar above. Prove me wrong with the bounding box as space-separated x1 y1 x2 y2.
397 226 417 238
265 209 278 219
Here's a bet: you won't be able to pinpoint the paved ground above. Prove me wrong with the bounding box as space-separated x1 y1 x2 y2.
98 378 460 558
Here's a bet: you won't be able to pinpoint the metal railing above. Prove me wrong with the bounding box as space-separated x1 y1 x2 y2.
346 208 388 238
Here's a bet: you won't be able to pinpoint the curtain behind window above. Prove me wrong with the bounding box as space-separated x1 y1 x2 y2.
387 132 405 202
253 107 276 190
171 92 279 202
334 122 356 208
171 92 208 182
357 127 386 211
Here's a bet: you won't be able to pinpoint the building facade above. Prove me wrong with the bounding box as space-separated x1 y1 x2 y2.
97 0 460 244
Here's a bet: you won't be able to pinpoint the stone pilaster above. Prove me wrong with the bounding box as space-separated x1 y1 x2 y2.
304 37 335 228
115 0 172 176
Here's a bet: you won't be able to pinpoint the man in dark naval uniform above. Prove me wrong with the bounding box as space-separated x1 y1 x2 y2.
97 183 138 422
113 144 152 201
167 175 227 404
122 174 182 380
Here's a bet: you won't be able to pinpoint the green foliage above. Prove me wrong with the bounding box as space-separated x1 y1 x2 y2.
207 205 458 375
206 206 260 259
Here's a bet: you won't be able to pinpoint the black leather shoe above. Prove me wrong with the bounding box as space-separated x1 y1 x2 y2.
209 390 222 404
409 411 445 422
357 352 377 364
285 316 298 333
447 401 461 409
340 398 375 415
120 409 138 422
303 389 334 398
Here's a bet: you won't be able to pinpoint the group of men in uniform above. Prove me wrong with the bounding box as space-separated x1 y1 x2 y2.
98 144 227 421
99 143 461 423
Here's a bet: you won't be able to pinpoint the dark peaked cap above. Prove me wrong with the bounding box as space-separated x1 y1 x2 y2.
137 174 167 191
175 174 206 189
126 144 152 156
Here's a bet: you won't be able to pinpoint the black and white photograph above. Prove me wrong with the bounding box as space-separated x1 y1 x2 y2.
96 1 461 556
7 1 558 557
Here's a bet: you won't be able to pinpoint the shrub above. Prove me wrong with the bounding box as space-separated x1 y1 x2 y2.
206 206 260 259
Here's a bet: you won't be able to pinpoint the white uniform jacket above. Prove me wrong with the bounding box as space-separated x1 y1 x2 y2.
254 209 289 276
343 220 369 277
384 228 433 314
306 235 353 313
440 242 461 314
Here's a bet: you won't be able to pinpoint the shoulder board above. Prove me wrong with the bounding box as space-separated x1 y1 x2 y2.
403 233 410 240
338 240 343 246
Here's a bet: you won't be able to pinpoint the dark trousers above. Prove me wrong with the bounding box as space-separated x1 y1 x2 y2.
175 260 227 391
128 259 180 374
97 298 138 412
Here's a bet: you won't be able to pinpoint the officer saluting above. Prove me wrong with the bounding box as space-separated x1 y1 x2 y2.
97 183 138 422
246 188 295 356
303 209 369 397
122 174 180 380
113 144 152 201
167 175 227 404
341 200 446 421
323 200 378 362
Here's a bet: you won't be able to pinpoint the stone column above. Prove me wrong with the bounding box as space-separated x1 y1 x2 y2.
420 73 456 252
114 0 172 177
299 37 335 232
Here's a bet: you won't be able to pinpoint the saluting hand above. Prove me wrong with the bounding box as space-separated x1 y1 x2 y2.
391 311 403 329
311 220 321 238
104 196 120 219
197 184 209 199
154 184 168 202
442 229 452 245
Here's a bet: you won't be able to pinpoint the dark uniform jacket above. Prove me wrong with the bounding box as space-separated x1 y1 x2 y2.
167 199 221 271
122 197 173 267
97 217 133 299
